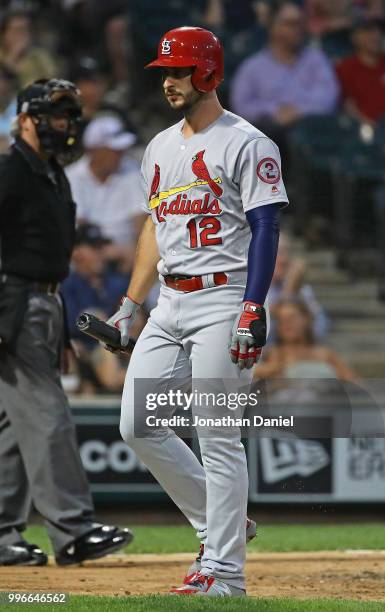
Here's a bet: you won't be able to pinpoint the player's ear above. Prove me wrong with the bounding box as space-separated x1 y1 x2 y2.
204 72 215 86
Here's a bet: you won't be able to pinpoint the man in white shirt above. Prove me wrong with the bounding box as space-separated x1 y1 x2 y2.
66 115 146 270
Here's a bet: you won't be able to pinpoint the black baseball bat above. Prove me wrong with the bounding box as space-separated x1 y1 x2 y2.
76 312 136 352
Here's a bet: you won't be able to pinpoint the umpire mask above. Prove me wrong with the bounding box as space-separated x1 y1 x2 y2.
17 79 82 160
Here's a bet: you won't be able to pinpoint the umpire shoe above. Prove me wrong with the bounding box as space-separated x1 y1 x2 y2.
55 524 133 566
0 542 48 566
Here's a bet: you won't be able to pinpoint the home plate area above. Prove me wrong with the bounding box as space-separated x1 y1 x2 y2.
1 551 385 600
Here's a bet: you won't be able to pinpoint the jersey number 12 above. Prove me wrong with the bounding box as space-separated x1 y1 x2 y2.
187 217 222 248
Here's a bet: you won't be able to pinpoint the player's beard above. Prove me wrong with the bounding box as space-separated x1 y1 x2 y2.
165 87 201 112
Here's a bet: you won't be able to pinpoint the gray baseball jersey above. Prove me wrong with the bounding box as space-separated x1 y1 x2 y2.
140 109 288 277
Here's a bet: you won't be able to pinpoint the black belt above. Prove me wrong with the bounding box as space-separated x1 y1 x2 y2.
0 274 59 295
30 282 60 295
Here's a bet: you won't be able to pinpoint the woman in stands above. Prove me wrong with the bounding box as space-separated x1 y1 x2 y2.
254 297 356 381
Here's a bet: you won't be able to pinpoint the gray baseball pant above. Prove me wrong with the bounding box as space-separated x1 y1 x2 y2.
120 279 253 589
0 292 96 555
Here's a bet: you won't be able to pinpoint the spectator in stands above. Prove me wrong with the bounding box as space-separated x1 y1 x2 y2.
354 0 385 20
60 222 127 393
58 1 129 80
70 57 109 135
61 223 128 341
268 233 330 340
0 63 17 152
306 0 353 60
66 114 145 271
306 0 352 37
129 0 207 107
254 297 356 380
202 0 256 31
76 343 129 395
201 0 268 89
0 10 57 87
230 1 339 154
336 18 385 125
61 223 145 393
71 56 133 136
103 8 130 88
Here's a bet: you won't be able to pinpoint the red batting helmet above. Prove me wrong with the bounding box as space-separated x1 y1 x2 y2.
145 26 224 93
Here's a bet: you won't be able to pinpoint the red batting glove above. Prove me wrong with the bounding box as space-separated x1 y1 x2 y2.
229 301 267 370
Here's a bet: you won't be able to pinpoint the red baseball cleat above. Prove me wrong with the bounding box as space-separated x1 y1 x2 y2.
183 518 257 583
170 572 245 597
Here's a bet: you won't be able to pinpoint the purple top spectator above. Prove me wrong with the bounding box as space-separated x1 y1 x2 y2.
230 45 339 123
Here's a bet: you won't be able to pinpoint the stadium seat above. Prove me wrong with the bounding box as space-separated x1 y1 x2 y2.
320 29 354 62
373 183 385 300
289 114 358 166
331 141 385 271
374 117 385 154
288 114 359 236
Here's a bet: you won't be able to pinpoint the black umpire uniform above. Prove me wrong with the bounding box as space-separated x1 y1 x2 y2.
0 79 132 566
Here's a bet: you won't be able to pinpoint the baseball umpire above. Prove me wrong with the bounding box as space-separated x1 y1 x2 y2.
0 78 132 566
107 27 288 596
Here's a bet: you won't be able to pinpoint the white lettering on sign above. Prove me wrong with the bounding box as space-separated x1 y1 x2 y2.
80 440 148 473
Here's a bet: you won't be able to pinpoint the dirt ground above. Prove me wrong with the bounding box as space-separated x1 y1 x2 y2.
2 551 385 600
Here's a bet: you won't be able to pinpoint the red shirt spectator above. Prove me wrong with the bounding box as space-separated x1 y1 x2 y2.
336 19 385 123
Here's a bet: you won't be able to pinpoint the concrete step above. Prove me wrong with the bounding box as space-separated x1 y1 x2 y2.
332 319 385 333
351 365 385 378
306 269 350 285
328 333 385 353
347 358 385 378
314 283 378 302
325 304 385 320
301 250 336 267
300 247 377 269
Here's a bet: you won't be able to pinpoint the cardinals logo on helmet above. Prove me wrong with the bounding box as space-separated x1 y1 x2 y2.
191 150 223 198
161 39 171 55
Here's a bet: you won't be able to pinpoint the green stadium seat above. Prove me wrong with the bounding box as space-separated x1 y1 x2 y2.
288 115 359 231
320 29 354 62
332 141 385 258
374 117 385 153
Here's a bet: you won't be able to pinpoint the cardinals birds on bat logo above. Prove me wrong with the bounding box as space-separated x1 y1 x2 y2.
149 163 160 201
148 153 223 210
191 150 223 197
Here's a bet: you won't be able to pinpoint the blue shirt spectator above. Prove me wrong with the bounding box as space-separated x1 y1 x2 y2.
0 97 15 139
61 223 129 347
0 62 17 152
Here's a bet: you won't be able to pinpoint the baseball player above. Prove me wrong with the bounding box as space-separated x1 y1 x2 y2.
108 27 288 596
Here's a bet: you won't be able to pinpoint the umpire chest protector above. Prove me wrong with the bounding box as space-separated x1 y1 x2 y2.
0 138 76 283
